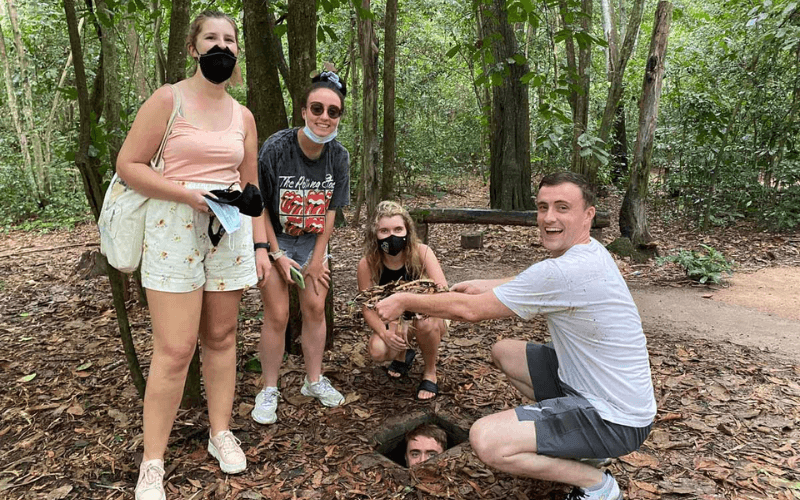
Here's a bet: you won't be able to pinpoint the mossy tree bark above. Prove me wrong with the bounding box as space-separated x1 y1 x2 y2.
358 0 380 221
165 0 189 84
287 0 317 127
483 0 532 211
619 1 672 247
558 0 592 185
380 0 398 201
243 0 289 144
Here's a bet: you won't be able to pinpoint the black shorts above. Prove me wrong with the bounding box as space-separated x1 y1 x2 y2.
514 343 652 459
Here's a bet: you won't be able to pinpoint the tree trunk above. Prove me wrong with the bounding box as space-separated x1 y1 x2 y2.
4 0 49 201
359 0 380 221
126 20 149 100
349 24 365 225
0 25 35 196
97 0 123 174
165 0 189 84
610 101 628 183
44 17 85 167
484 0 532 210
619 1 672 246
287 0 317 127
558 0 592 183
243 0 288 143
380 0 398 200
152 0 166 85
63 0 145 398
597 0 644 146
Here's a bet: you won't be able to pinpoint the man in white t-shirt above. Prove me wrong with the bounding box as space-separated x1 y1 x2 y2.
375 172 656 500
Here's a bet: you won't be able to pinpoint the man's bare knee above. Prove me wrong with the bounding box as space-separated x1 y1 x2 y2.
491 339 517 369
469 418 496 465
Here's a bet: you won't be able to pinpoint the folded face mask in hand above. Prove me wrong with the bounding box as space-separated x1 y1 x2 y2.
204 183 264 217
206 197 241 236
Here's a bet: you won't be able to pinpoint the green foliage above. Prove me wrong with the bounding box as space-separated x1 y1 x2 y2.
3 0 800 236
657 244 733 284
656 0 800 231
0 151 91 231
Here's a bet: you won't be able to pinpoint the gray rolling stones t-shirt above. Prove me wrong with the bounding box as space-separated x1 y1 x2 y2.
494 238 657 427
258 128 350 237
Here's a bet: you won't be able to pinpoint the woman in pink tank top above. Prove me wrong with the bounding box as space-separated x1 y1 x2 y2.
116 11 270 500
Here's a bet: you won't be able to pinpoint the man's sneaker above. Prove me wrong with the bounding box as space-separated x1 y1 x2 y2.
565 471 623 500
135 458 166 500
578 457 613 468
208 430 246 474
300 375 345 407
251 387 280 424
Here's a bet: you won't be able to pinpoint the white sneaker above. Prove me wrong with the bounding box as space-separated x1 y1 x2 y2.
300 375 345 407
578 457 613 468
135 459 166 500
251 387 279 424
565 472 623 500
208 430 246 474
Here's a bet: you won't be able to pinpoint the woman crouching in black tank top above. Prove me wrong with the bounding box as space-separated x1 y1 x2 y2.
356 201 448 400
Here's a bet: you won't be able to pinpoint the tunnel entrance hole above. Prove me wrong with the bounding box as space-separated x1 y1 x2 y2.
372 410 471 468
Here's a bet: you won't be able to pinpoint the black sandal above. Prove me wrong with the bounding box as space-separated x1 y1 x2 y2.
416 379 439 400
387 349 416 379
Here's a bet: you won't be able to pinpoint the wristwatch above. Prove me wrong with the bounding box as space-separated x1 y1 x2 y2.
254 242 271 251
269 249 285 261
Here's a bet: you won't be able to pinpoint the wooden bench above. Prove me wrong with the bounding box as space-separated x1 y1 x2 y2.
408 208 611 244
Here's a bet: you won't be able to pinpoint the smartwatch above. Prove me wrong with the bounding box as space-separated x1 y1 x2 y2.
254 242 271 251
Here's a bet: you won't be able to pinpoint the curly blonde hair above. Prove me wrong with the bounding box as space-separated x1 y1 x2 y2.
363 201 425 284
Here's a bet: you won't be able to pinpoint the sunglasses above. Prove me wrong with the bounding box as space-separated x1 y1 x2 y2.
309 102 342 119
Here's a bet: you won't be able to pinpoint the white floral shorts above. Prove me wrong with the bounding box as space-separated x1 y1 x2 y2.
141 181 258 293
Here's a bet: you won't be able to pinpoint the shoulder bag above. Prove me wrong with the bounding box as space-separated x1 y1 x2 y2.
98 84 181 273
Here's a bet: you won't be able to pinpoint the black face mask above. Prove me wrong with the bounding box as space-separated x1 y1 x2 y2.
378 234 408 256
204 183 263 217
198 45 237 84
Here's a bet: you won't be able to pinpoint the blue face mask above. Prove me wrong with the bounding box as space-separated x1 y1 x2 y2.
302 125 338 144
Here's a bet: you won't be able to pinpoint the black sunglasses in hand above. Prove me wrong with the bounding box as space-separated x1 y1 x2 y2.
308 102 342 119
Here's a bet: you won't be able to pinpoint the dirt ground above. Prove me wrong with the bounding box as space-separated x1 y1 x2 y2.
1 180 799 500
632 268 800 364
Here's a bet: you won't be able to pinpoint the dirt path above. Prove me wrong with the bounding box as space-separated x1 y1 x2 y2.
632 271 800 364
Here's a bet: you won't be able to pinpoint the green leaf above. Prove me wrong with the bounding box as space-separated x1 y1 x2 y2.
574 31 592 50
445 45 460 58
18 373 37 383
244 357 262 373
76 362 93 371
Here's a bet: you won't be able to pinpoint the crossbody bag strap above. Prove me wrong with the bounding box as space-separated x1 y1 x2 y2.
151 84 182 167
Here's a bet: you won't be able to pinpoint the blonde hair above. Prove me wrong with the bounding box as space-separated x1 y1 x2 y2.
186 10 243 86
363 201 425 284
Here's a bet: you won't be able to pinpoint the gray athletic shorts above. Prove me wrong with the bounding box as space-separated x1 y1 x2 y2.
514 342 652 459
276 232 318 267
